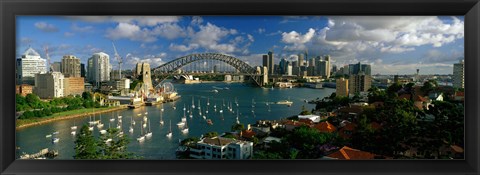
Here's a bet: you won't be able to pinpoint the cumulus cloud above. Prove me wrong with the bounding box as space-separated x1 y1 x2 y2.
152 23 186 40
66 16 181 26
105 22 156 42
258 28 265 34
125 52 167 68
34 22 58 32
191 16 204 25
71 23 93 32
169 43 199 52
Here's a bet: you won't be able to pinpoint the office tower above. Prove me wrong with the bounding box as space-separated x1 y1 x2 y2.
324 55 331 78
61 55 81 77
262 54 269 73
298 53 304 67
87 52 111 87
80 63 86 77
287 63 293 76
453 60 464 88
33 72 64 99
317 60 327 77
16 47 47 85
349 62 372 75
336 78 349 97
332 65 338 75
134 62 153 90
349 73 372 94
279 58 287 75
268 51 274 75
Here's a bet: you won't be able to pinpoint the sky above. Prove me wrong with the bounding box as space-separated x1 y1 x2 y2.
16 16 464 75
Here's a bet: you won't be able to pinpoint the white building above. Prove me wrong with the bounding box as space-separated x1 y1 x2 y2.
189 137 253 159
87 52 111 87
16 47 47 85
453 60 464 89
33 72 64 99
287 64 293 76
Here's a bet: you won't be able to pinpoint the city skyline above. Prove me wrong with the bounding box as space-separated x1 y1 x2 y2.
17 16 464 75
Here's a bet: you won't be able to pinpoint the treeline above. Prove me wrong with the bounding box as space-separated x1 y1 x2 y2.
74 125 136 159
17 92 100 119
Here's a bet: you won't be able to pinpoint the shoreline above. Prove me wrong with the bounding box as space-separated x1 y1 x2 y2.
16 105 129 130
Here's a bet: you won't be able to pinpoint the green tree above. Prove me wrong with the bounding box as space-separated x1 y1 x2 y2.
74 125 99 159
387 83 403 97
231 123 245 132
98 128 134 159
203 132 218 138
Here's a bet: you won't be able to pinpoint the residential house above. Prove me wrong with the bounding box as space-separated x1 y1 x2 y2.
325 146 377 160
189 137 253 159
313 121 337 133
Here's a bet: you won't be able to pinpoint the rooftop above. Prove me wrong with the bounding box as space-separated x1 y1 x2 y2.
202 137 234 146
326 146 376 160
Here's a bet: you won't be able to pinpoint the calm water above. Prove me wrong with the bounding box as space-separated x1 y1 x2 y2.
16 82 335 159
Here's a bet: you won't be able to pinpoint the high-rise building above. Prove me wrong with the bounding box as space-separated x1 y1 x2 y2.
134 62 153 90
279 58 287 75
298 53 305 67
33 72 64 99
332 65 338 75
16 84 33 97
262 66 269 85
453 60 464 88
287 63 292 76
80 63 86 78
336 78 349 97
61 55 81 77
324 55 331 79
268 51 274 75
349 73 372 94
16 47 47 85
317 60 327 77
262 54 269 73
87 52 111 87
349 62 371 75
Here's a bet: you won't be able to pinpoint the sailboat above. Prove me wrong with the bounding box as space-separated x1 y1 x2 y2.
100 122 107 134
129 117 134 133
236 109 240 124
235 97 239 107
71 120 77 130
202 109 206 120
137 121 145 142
97 115 104 128
166 120 172 138
109 113 115 122
172 103 176 110
214 103 217 112
198 100 201 110
183 104 186 111
205 105 209 114
159 110 164 125
191 96 195 109
207 98 210 106
145 120 152 138
181 118 189 134
189 107 193 118
161 105 164 112
222 99 225 107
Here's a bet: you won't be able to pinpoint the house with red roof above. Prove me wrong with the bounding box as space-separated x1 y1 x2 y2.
338 122 357 139
313 121 337 133
325 146 377 160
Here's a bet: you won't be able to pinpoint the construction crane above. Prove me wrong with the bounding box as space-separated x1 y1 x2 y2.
44 46 54 73
112 42 123 80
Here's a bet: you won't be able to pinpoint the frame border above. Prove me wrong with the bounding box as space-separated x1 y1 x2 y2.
1 0 479 174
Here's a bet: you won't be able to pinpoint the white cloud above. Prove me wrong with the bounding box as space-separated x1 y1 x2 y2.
281 28 315 52
66 16 181 26
258 28 265 34
105 23 156 42
71 23 93 32
125 52 168 68
152 23 186 40
34 22 58 32
191 16 204 25
169 43 199 52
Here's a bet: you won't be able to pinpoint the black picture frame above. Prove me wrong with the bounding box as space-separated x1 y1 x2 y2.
1 0 479 174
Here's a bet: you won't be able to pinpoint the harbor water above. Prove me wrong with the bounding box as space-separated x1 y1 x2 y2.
16 82 335 159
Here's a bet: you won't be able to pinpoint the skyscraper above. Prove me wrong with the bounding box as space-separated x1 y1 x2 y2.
324 55 331 79
268 51 274 75
279 58 287 75
349 62 371 75
336 78 349 97
87 52 111 86
80 63 86 77
298 53 304 67
61 55 81 77
262 54 269 73
16 47 47 85
453 60 464 88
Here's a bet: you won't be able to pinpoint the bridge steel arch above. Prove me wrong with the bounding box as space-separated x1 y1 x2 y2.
152 53 262 86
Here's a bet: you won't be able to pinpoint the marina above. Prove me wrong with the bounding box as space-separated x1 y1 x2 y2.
16 82 334 159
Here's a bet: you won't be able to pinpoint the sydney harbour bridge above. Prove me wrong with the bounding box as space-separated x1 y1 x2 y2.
151 53 264 87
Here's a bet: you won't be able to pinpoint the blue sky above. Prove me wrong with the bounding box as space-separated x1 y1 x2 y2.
16 16 464 75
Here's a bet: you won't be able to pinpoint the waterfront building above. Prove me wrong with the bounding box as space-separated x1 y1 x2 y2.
349 73 372 94
33 72 64 99
64 77 85 96
116 78 130 96
61 55 81 77
324 55 331 79
87 52 111 87
16 47 47 85
336 78 349 97
453 60 464 88
189 137 253 159
134 62 153 90
16 84 33 97
317 60 327 78
224 75 232 82
268 51 274 75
